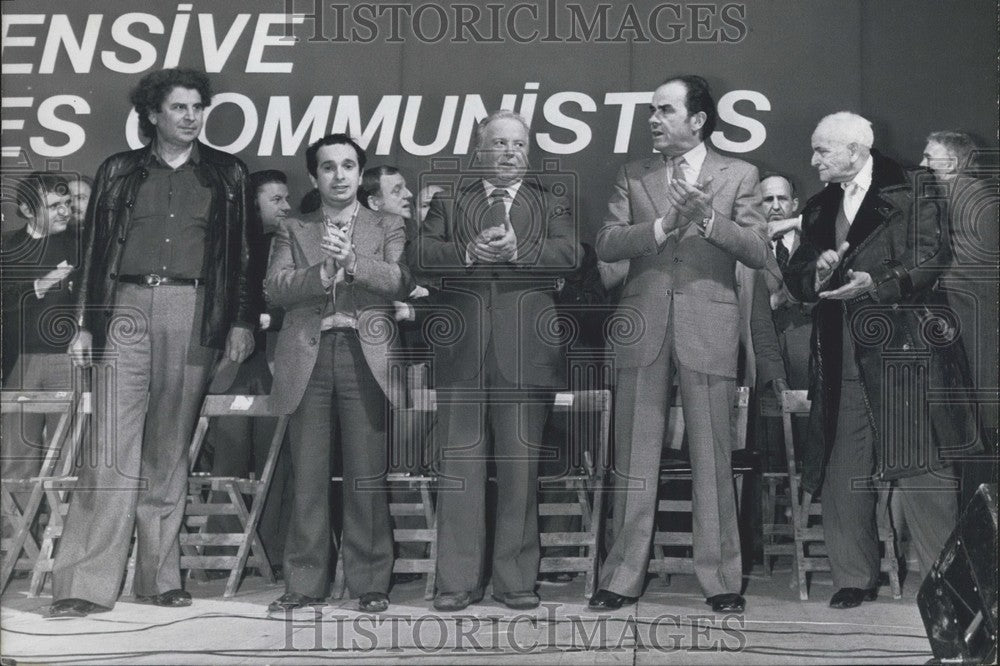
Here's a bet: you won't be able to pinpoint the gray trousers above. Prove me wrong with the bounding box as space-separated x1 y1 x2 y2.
283 330 393 598
600 327 741 599
53 284 215 607
823 379 959 588
433 340 546 596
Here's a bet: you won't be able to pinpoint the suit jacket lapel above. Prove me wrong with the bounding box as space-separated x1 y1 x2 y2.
639 156 670 218
296 210 327 267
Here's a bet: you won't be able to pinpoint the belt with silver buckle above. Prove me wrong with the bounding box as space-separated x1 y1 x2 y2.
118 274 202 287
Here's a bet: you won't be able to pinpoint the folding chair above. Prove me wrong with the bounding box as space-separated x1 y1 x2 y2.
121 394 289 598
1 390 86 593
537 389 612 599
781 389 902 600
649 386 759 582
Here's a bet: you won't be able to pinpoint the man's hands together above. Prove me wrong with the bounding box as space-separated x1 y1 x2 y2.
468 222 517 263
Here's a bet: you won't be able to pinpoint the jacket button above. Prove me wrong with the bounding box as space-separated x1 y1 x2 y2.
672 257 681 263
110 272 117 279
665 289 672 296
309 337 317 345
314 307 322 314
117 237 126 244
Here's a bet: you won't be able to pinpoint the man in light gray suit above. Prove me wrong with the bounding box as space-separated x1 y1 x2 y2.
590 75 769 613
264 133 407 615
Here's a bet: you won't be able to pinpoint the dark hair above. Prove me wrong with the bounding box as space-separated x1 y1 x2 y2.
305 133 366 178
246 169 288 222
248 169 287 196
927 130 979 172
16 171 69 218
759 171 797 197
661 74 717 140
130 68 212 141
359 165 400 209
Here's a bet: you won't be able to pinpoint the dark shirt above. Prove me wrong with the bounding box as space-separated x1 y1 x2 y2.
118 145 211 278
1 227 80 365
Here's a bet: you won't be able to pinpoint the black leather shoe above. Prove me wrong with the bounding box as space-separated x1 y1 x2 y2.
393 572 421 585
268 592 324 614
359 592 389 613
48 598 110 618
829 587 877 609
433 589 484 612
492 591 540 610
135 589 192 607
707 593 746 613
538 572 576 583
587 589 637 611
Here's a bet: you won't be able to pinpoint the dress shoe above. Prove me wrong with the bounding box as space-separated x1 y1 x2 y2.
135 589 192 607
491 591 540 610
707 593 746 613
267 592 325 614
392 572 421 585
433 589 484 612
538 571 576 583
49 598 111 618
358 592 389 613
587 589 637 611
829 587 877 609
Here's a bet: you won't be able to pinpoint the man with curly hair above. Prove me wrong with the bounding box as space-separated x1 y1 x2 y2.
50 68 256 617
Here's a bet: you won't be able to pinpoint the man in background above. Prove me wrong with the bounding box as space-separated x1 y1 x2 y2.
1 172 78 534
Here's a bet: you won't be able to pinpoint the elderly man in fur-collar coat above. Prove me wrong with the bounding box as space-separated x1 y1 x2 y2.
784 112 979 610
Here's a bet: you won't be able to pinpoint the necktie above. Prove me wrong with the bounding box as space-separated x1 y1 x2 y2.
667 155 687 184
841 181 862 223
835 188 851 249
773 238 790 269
482 188 507 232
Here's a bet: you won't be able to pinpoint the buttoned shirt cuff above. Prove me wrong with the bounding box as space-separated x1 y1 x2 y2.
698 210 716 237
653 217 667 245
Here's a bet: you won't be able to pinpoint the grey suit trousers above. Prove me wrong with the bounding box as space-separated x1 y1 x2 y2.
283 329 394 598
433 338 546 596
600 318 742 598
53 284 215 607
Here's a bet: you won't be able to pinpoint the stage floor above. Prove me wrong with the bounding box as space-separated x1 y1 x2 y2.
1 563 932 665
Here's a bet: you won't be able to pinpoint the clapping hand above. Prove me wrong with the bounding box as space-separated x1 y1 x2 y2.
664 176 715 222
470 222 517 263
322 225 356 273
819 269 874 300
814 242 850 291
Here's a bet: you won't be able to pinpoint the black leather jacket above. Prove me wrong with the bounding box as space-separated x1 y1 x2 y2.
75 141 256 349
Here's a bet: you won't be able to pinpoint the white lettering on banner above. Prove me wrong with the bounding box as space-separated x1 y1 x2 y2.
246 13 304 73
162 5 192 68
258 96 333 156
1 98 34 157
201 93 259 154
331 96 403 155
3 11 301 74
605 91 653 153
536 92 596 154
30 95 90 156
399 96 461 156
14 88 770 158
102 14 165 74
1 14 46 74
199 14 253 73
39 14 103 74
713 90 769 153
